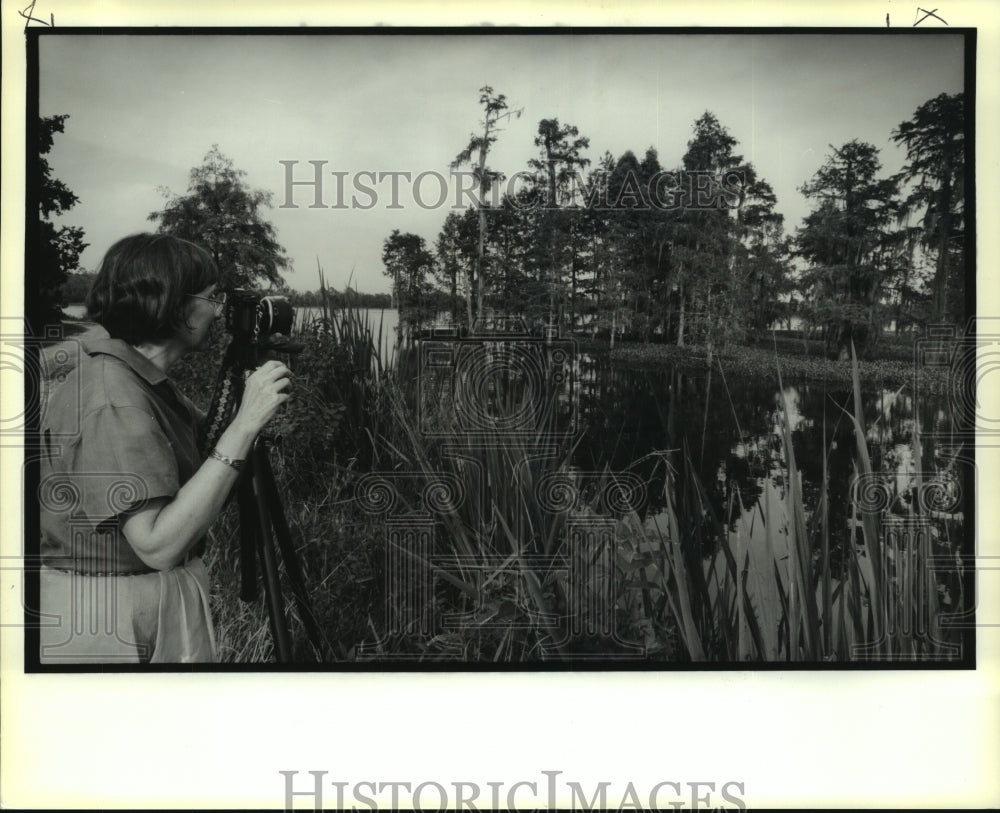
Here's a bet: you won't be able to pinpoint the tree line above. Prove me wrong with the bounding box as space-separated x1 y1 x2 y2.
40 88 965 360
383 88 965 357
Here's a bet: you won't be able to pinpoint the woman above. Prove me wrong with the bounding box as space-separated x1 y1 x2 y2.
39 232 291 663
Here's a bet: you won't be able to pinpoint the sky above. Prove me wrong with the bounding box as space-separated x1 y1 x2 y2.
40 32 966 295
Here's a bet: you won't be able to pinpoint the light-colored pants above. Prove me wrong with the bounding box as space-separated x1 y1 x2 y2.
39 558 217 664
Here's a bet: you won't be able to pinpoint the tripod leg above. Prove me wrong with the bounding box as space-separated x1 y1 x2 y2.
237 475 259 602
250 449 294 663
255 449 328 660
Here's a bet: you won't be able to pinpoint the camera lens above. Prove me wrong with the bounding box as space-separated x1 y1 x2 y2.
260 296 294 335
224 291 294 338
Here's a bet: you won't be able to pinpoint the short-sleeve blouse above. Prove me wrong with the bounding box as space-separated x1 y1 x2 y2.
40 338 205 575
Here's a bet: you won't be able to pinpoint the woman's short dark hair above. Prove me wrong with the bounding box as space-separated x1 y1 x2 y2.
86 233 220 345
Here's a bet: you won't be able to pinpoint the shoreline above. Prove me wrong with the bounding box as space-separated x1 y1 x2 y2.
603 338 950 391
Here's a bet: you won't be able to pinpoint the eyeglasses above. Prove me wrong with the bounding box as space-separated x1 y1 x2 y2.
187 291 227 312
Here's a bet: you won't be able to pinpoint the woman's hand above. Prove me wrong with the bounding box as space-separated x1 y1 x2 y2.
231 359 292 437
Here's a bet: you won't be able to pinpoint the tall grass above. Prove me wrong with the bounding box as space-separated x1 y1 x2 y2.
358 343 591 659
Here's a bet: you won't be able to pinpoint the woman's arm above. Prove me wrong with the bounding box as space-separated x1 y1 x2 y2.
121 360 291 571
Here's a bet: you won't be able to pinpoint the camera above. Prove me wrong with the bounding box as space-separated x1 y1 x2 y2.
223 289 294 340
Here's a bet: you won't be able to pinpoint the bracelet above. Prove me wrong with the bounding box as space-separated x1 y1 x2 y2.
208 448 245 472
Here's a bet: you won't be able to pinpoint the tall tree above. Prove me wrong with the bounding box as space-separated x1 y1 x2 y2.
734 176 793 337
675 112 747 355
37 115 88 323
891 92 965 323
527 118 591 327
485 186 549 326
796 140 900 357
606 148 673 343
149 145 288 290
434 210 478 325
578 153 621 343
528 118 592 208
582 148 671 344
383 230 435 344
450 86 522 328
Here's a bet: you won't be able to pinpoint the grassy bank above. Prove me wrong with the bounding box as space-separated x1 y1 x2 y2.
607 337 952 392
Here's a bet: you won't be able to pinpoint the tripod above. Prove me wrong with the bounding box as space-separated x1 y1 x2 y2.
202 336 327 663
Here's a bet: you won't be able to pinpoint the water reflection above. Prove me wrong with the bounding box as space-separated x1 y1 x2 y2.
569 351 961 560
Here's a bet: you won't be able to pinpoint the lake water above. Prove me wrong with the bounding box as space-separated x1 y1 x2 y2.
564 352 961 567
297 306 400 361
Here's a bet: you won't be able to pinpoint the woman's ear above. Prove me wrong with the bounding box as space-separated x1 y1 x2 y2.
174 299 196 335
